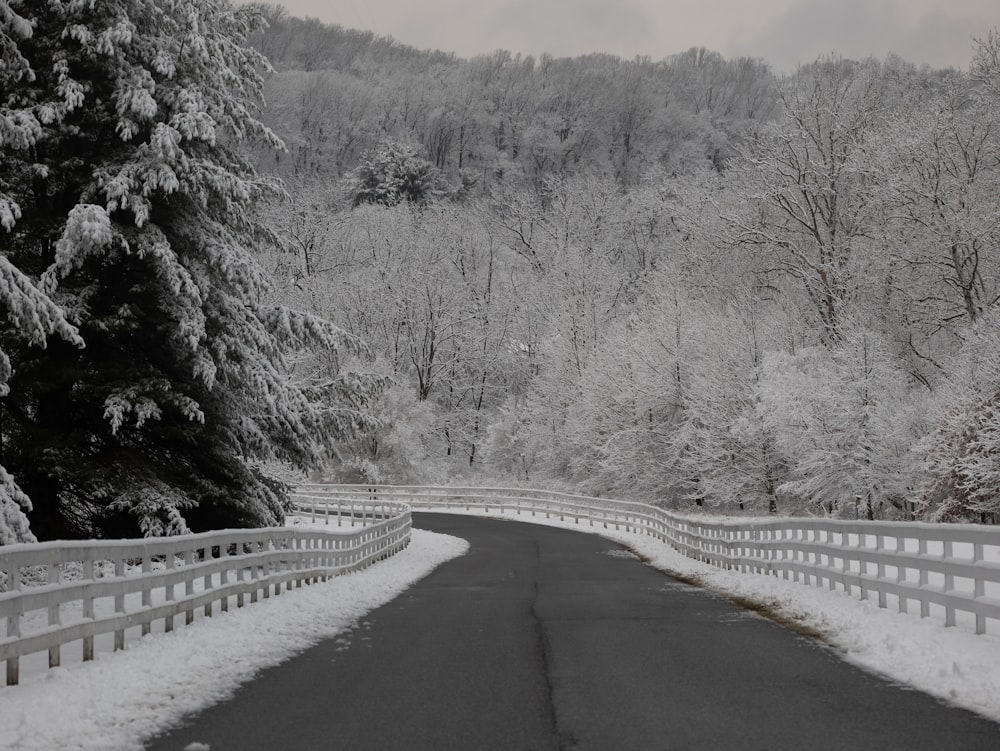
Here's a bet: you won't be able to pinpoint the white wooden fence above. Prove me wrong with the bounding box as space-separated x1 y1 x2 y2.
297 484 1000 638
6 484 999 688
0 500 410 686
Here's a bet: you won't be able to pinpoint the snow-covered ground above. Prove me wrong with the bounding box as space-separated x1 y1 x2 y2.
433 508 1000 724
2 510 998 751
0 528 469 751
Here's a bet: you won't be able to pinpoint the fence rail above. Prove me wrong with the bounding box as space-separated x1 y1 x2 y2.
6 484 999 689
297 484 1000 637
0 500 410 686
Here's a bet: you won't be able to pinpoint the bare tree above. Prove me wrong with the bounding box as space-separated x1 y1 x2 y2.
728 58 886 344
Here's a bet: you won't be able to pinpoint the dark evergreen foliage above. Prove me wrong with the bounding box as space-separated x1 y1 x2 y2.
0 0 383 541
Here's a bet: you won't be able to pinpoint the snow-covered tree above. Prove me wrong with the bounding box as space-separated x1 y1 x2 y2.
261 69 376 176
972 28 1000 98
916 39 1000 521
341 139 456 207
919 308 1000 521
0 1 84 543
0 0 382 540
760 325 921 519
876 80 1000 334
332 381 437 484
551 273 693 500
729 58 885 344
675 294 787 513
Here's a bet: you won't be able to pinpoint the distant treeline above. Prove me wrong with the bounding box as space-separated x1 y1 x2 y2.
248 4 786 189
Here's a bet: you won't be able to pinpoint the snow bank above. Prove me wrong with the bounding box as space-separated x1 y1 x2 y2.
0 528 468 751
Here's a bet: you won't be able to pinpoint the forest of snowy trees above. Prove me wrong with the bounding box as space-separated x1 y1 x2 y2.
2 1 1000 544
247 7 1000 524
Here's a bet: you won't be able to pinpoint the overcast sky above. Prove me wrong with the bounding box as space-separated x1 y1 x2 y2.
250 0 1000 71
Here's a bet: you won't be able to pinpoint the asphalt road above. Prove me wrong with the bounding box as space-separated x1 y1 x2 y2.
146 513 999 750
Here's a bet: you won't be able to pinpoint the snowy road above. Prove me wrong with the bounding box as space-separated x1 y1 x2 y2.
147 514 999 750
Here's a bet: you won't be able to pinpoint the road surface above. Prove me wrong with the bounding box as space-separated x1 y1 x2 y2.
146 513 999 750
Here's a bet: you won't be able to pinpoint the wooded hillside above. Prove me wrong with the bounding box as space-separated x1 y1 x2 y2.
2 2 998 544
248 6 1000 523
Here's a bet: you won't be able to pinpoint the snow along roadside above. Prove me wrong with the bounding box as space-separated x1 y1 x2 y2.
0 528 469 751
426 508 1000 724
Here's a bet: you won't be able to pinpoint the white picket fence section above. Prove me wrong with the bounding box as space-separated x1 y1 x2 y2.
0 500 410 686
296 484 1000 638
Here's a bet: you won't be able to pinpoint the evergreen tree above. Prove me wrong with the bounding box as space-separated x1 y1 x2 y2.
342 140 456 207
0 0 382 540
0 1 84 543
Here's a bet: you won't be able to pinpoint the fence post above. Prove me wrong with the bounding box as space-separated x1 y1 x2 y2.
165 552 177 631
825 529 835 591
185 548 196 623
858 531 869 601
839 529 851 595
876 534 887 608
220 543 230 612
140 553 152 636
114 557 126 651
237 545 247 608
5 560 21 686
895 535 908 614
917 537 929 617
204 548 214 617
82 557 95 662
48 561 62 667
943 539 956 627
250 540 260 604
974 542 986 635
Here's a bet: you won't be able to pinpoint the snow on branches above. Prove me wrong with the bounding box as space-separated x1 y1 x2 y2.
0 0 381 540
0 465 34 545
0 1 84 544
920 310 1000 520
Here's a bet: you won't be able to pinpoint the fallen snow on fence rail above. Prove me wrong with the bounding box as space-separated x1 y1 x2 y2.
431 508 1000 723
0 528 468 751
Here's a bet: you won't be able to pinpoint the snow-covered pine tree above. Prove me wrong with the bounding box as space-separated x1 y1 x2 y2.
342 139 456 207
0 0 383 540
0 1 85 543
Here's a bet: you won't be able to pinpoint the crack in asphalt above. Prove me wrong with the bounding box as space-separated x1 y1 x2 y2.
530 539 577 751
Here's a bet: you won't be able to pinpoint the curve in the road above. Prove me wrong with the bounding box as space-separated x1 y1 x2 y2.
146 513 1000 750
